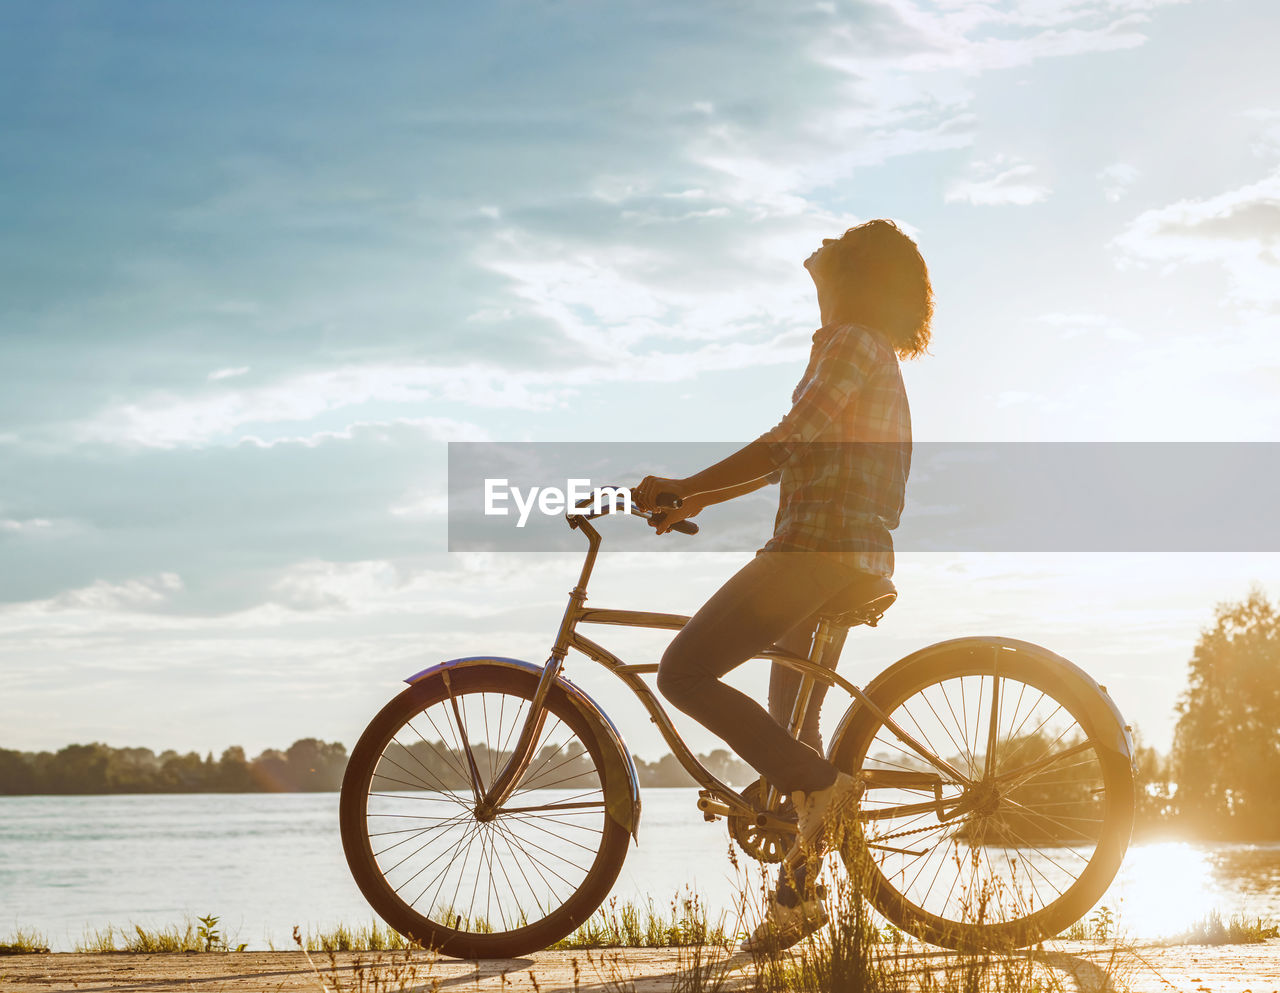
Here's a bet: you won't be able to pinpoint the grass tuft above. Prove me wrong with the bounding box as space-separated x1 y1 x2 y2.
551 892 731 949
302 921 412 953
1057 904 1118 942
73 914 244 953
293 924 441 993
1167 910 1279 946
0 928 50 955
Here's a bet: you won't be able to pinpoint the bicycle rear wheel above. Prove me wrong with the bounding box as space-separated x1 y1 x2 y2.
831 639 1135 951
340 664 631 958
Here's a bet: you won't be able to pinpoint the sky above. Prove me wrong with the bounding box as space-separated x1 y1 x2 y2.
2 0 1279 762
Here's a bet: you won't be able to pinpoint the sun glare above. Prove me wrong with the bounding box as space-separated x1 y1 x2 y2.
1110 842 1216 938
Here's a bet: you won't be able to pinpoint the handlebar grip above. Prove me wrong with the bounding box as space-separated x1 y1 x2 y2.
656 492 683 510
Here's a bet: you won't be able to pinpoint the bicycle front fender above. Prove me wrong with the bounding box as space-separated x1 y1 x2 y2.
827 636 1136 774
405 656 642 840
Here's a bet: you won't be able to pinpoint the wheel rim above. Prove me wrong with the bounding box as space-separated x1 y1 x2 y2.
359 681 612 939
847 664 1127 941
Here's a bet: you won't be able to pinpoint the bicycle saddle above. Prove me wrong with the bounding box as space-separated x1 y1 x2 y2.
818 574 897 627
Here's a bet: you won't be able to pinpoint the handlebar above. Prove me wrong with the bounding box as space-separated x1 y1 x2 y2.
570 486 699 536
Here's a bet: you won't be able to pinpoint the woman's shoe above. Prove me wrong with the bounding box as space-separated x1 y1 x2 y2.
740 890 828 953
791 771 862 859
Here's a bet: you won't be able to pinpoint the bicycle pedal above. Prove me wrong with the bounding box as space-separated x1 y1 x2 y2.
696 790 733 822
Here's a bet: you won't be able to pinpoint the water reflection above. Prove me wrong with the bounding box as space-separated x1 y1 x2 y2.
1109 843 1215 937
1105 841 1280 938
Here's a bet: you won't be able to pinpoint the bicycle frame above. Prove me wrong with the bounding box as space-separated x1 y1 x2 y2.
472 504 972 834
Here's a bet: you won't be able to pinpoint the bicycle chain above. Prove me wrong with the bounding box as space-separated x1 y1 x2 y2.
866 814 978 846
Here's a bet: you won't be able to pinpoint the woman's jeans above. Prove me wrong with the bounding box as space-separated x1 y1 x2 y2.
656 552 860 796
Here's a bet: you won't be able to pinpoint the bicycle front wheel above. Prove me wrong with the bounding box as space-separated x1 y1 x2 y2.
831 639 1135 951
340 664 632 958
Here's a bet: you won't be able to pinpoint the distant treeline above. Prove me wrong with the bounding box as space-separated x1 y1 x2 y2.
0 739 753 795
0 739 349 794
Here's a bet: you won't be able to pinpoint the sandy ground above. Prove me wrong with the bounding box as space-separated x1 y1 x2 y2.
2 940 1279 993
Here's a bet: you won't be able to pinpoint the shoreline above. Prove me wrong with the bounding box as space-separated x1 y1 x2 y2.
3 941 1280 992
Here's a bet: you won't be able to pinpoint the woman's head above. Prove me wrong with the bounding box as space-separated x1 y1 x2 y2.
805 219 933 358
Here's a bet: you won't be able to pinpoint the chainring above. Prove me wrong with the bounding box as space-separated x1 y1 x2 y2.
728 779 798 863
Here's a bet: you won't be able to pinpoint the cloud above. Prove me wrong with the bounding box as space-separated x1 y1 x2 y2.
822 0 1181 75
75 370 516 448
0 516 53 534
455 0 1173 368
45 573 185 613
1098 162 1141 202
1039 312 1141 342
1113 168 1280 307
2 0 1193 459
269 559 405 612
945 157 1051 206
1241 108 1280 158
208 366 251 382
644 0 1187 228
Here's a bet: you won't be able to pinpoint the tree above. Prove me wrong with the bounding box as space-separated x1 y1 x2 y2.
1172 588 1280 839
284 738 348 791
44 743 112 793
0 748 36 794
1130 730 1175 833
216 746 256 792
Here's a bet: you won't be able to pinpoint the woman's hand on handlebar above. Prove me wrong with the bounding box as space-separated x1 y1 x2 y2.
633 475 686 512
633 475 702 535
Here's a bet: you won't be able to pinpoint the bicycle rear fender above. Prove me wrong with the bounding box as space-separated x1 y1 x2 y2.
405 656 642 841
828 636 1136 773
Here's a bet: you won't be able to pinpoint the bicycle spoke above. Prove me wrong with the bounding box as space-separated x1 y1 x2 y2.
919 689 974 777
504 813 603 856
381 812 475 875
494 819 554 918
407 713 475 792
372 809 476 859
379 732 473 806
493 818 581 893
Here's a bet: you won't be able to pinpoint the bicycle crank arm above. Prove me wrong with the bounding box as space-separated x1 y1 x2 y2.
860 769 945 791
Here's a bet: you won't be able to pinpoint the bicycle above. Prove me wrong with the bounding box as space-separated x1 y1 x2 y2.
340 488 1137 959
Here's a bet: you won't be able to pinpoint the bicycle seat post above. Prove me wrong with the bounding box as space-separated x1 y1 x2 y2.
783 617 848 747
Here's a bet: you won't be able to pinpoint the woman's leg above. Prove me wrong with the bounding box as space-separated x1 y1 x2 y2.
656 552 856 795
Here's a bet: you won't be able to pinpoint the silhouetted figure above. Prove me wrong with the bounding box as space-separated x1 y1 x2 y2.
635 218 932 949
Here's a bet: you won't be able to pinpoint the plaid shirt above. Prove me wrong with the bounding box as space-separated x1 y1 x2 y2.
756 323 911 577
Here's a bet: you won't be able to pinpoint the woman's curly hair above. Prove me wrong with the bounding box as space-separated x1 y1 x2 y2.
813 219 933 358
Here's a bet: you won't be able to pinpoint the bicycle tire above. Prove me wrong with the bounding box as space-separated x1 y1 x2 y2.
340 664 632 958
830 639 1135 951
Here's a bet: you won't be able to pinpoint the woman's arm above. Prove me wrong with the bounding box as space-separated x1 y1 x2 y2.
683 441 777 496
633 441 778 534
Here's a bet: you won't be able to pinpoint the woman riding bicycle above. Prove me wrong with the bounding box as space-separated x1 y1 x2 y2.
633 218 933 950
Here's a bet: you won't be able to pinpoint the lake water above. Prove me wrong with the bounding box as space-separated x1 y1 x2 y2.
1 790 1277 951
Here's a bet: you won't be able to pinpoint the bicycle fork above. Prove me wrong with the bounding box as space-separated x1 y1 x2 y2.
463 654 565 817
470 579 587 815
